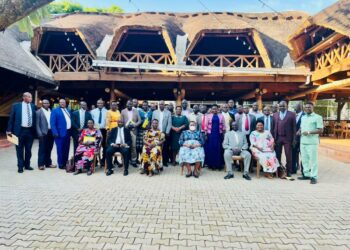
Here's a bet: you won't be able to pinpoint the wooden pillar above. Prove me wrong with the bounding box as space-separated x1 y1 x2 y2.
173 88 185 106
256 93 263 111
336 101 346 122
110 82 116 102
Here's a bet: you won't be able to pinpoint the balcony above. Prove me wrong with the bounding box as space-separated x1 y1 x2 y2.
315 41 350 71
39 54 95 73
187 54 263 68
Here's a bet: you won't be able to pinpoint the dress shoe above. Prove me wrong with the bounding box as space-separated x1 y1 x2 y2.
38 166 45 170
140 169 145 174
297 176 310 180
286 173 292 178
18 169 23 173
243 174 251 181
25 166 34 170
132 163 138 168
186 172 192 178
163 163 168 167
123 170 128 176
224 174 234 179
310 178 317 184
46 164 57 168
106 170 113 176
87 170 92 176
153 169 159 175
193 172 199 178
74 169 82 175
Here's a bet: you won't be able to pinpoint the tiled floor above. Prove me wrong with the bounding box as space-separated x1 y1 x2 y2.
0 141 349 249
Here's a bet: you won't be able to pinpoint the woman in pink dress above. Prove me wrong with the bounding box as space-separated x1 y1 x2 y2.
249 120 279 178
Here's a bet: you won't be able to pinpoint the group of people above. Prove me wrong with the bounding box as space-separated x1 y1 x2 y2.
6 92 323 184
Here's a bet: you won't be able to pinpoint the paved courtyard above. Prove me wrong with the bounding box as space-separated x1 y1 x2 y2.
0 141 350 250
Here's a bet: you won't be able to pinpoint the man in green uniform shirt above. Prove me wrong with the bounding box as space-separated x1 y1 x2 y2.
297 102 323 184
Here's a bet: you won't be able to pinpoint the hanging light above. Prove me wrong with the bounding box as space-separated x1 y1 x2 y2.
243 41 246 45
304 28 307 33
312 33 316 38
248 46 251 50
67 38 70 41
74 48 77 51
236 36 239 40
64 32 67 36
71 43 75 47
322 36 325 41
254 50 257 54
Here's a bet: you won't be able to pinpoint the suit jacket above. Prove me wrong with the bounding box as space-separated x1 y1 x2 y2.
121 108 141 129
36 108 50 137
7 102 36 136
237 113 256 134
107 127 132 148
257 115 274 134
71 109 92 133
152 109 172 134
272 111 296 143
50 107 72 138
222 130 248 151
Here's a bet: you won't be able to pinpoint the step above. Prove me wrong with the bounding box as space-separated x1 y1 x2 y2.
319 144 350 164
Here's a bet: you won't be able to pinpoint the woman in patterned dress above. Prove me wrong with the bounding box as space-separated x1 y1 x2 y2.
179 121 205 178
249 120 280 179
141 119 165 176
136 101 152 161
74 120 102 176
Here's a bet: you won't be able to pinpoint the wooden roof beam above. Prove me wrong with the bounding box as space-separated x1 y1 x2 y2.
287 77 350 100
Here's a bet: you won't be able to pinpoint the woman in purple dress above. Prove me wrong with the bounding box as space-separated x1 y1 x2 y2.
203 104 226 170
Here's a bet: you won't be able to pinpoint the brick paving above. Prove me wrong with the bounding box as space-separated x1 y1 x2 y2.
0 141 350 250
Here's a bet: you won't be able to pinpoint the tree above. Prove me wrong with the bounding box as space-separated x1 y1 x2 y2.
0 0 53 31
48 1 123 14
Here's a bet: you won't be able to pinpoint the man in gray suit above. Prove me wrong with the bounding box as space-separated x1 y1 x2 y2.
36 99 56 170
223 121 252 180
121 100 141 167
152 100 172 166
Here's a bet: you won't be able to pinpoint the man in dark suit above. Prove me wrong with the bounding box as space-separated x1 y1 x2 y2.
292 102 304 174
258 105 273 134
237 105 256 144
7 92 36 173
106 119 132 176
50 99 72 169
273 100 296 177
36 99 56 170
72 101 92 152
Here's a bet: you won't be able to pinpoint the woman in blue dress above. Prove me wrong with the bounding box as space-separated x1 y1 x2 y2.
203 104 226 170
171 106 188 165
179 121 205 178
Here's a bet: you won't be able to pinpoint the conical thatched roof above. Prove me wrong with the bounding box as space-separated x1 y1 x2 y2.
32 11 309 68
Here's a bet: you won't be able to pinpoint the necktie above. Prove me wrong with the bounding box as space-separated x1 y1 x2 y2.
265 117 268 130
245 115 249 131
98 109 102 124
27 104 31 127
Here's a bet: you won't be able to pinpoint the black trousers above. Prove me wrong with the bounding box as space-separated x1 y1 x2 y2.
38 129 54 167
16 127 34 170
162 135 170 165
72 130 80 154
292 141 303 174
100 129 107 163
106 146 130 171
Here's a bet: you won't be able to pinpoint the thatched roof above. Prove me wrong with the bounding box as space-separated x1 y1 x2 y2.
289 0 350 60
33 11 309 68
0 27 54 84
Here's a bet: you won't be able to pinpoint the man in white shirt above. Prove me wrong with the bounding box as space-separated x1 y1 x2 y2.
105 120 132 176
257 106 273 134
237 105 256 144
50 99 72 169
221 103 232 133
91 99 108 165
36 99 56 170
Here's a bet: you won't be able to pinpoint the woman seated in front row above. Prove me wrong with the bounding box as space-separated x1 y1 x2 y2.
74 119 102 176
141 119 165 177
179 121 205 178
249 120 279 179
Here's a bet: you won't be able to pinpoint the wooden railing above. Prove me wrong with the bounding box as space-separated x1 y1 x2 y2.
315 41 350 71
112 52 175 65
39 54 95 73
187 54 263 68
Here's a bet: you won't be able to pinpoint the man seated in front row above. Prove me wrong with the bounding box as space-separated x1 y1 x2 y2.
223 121 252 180
106 119 131 176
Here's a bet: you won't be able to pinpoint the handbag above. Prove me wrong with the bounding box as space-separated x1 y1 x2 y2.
66 156 75 173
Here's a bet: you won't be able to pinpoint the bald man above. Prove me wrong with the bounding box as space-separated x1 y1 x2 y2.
7 92 36 173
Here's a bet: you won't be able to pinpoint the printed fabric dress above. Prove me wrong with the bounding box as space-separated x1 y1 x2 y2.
178 130 205 165
136 109 152 151
249 130 280 173
75 128 102 170
141 129 165 172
